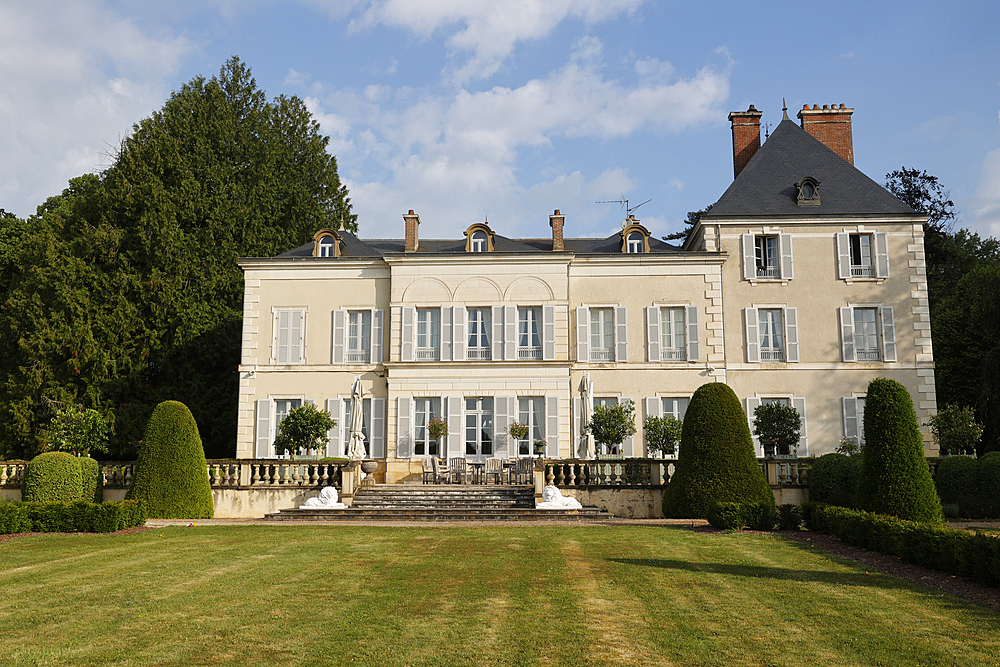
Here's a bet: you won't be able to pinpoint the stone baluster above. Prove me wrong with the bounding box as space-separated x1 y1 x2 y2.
320 464 329 486
778 464 788 486
310 465 319 486
1 465 8 486
251 463 261 486
568 463 576 487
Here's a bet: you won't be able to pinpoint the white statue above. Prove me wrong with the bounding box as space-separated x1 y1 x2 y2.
536 485 583 509
301 486 347 509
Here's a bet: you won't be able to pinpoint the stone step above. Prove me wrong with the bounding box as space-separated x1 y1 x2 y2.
263 507 609 522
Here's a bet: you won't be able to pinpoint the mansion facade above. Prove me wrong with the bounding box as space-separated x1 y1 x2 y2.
236 103 936 483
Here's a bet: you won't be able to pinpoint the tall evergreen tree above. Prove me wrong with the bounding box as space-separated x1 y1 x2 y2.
0 57 355 459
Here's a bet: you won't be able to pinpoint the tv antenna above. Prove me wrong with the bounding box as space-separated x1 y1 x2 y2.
596 196 651 219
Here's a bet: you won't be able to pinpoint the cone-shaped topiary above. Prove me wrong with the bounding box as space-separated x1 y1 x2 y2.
856 378 943 524
126 401 214 518
662 382 774 518
22 452 83 502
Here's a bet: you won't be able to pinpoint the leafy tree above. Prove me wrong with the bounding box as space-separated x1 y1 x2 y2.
665 205 712 244
0 208 26 293
643 415 683 457
927 404 983 456
662 382 774 518
586 400 636 455
752 402 801 457
856 378 943 524
46 405 110 457
272 404 335 459
0 57 356 459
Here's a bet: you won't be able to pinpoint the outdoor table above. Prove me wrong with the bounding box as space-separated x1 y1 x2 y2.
468 462 485 484
502 461 516 485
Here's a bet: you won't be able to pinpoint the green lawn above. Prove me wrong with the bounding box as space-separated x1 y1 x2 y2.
1 526 998 667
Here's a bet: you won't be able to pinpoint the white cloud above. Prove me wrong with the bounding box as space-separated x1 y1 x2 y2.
309 45 730 238
973 146 1000 238
0 0 192 216
346 0 642 83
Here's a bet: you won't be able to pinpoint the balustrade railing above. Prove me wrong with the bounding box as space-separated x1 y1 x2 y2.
545 457 811 488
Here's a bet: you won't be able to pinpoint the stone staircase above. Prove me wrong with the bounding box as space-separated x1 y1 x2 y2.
263 484 611 522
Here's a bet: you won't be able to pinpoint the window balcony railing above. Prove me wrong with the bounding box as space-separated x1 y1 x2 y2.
760 348 784 362
415 348 440 361
661 347 686 361
756 266 780 279
856 349 881 361
518 346 542 361
851 264 876 278
466 347 491 361
345 350 370 363
590 348 614 362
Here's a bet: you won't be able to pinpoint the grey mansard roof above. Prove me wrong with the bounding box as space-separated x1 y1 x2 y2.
706 118 916 219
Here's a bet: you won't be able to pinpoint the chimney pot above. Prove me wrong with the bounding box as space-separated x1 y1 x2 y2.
797 103 855 164
728 104 764 178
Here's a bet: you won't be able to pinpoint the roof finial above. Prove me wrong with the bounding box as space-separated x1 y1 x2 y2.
484 214 488 223
338 214 346 232
782 98 789 121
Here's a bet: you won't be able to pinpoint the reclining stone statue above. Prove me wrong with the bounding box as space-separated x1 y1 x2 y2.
301 486 347 509
536 485 583 509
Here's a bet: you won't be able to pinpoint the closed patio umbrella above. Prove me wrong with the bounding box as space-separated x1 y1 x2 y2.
581 372 594 460
347 376 367 460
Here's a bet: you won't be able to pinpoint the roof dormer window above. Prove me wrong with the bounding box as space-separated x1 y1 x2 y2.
319 236 336 257
311 229 343 257
464 223 495 252
471 230 487 252
796 177 821 207
627 231 644 253
620 221 651 254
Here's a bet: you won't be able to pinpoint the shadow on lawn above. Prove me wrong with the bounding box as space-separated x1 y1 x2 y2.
608 557 911 591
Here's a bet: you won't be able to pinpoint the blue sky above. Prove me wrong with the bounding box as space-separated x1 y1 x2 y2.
3 1 1000 242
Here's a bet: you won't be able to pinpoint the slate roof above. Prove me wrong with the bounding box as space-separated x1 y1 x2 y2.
706 118 916 219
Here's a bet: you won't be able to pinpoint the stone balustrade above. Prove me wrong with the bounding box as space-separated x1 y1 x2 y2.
545 457 809 489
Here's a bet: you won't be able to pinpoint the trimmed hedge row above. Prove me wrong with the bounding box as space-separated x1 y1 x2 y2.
0 500 146 534
802 502 1000 588
935 452 1000 518
706 500 777 531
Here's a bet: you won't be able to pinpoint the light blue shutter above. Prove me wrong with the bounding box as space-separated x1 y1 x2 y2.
780 233 794 279
504 305 516 361
615 307 628 362
792 397 808 456
784 307 799 363
746 397 761 455
875 232 890 278
441 307 452 361
453 306 466 361
686 305 700 362
840 307 856 362
255 399 273 458
396 397 412 458
881 306 897 362
646 306 661 362
621 397 634 456
576 306 590 362
371 309 384 363
326 398 342 457
401 307 415 362
492 306 504 361
371 397 385 458
545 395 559 458
332 309 346 364
543 305 555 361
742 234 755 280
447 396 462 458
745 307 759 363
837 233 851 279
843 397 859 442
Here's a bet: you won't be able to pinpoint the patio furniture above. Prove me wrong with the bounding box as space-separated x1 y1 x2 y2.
513 458 533 485
421 458 435 484
468 461 486 484
431 457 450 484
484 458 504 484
448 458 470 484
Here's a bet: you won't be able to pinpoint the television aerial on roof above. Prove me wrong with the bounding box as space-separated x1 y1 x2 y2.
596 196 651 229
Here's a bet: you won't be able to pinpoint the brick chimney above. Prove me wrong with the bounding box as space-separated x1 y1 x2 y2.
729 104 763 178
797 104 854 164
549 209 565 251
403 209 420 252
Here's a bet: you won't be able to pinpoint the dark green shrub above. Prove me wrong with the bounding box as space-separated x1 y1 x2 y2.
935 456 978 504
807 453 862 508
856 379 943 524
0 502 32 534
22 452 83 502
777 504 801 531
1 500 146 534
662 382 774 518
707 501 745 530
77 456 103 503
978 452 1000 517
744 502 777 531
126 401 214 518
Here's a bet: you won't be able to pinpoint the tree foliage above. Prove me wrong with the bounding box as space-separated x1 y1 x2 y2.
0 57 355 459
752 402 801 457
46 405 110 457
586 400 636 454
927 404 983 456
665 205 712 244
272 404 335 459
643 415 683 457
856 378 943 524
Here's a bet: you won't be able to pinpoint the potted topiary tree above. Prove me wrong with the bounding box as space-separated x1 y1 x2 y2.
272 404 336 460
752 402 801 457
643 415 683 458
508 421 529 448
427 417 449 445
586 400 636 457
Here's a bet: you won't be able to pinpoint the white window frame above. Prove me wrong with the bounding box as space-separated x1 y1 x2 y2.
837 230 889 280
646 305 698 362
274 308 306 365
518 307 542 361
742 232 793 281
627 231 644 253
744 306 799 363
346 310 372 364
843 395 867 447
660 307 686 361
413 397 442 457
516 396 545 457
466 307 492 361
839 305 896 363
589 308 615 362
318 236 336 257
745 394 808 457
464 397 494 461
577 305 628 364
470 231 487 252
416 308 441 361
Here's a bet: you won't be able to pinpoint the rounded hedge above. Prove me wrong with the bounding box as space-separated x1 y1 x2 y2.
78 456 103 503
22 452 83 502
662 382 774 518
856 378 943 524
808 453 862 508
125 401 214 519
934 456 979 505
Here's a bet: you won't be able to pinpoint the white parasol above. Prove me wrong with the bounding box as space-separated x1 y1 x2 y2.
347 376 367 460
580 372 595 459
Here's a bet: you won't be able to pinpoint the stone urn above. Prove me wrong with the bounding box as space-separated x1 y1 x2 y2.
360 459 379 485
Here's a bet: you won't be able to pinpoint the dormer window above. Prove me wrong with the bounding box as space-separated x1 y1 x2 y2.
620 222 651 254
464 223 495 252
795 177 821 206
311 229 342 257
627 231 644 253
